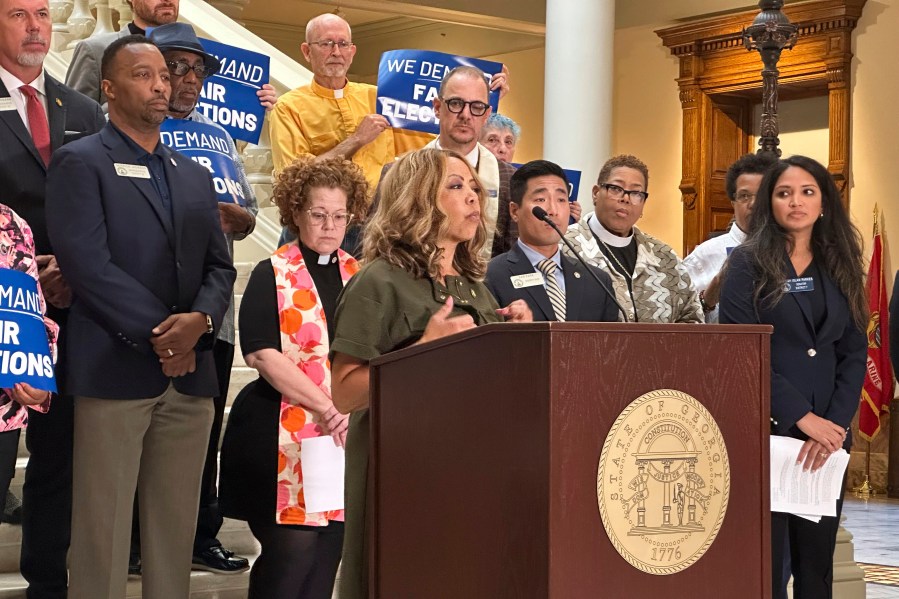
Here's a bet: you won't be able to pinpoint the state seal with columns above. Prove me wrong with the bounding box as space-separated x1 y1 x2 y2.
597 389 730 575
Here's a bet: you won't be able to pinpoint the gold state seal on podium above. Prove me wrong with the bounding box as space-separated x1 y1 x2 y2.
597 389 731 575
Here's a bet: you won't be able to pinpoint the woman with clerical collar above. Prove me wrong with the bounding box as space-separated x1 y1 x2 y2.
563 154 703 323
219 157 367 599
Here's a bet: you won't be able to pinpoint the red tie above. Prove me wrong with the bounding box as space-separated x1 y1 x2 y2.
20 85 51 166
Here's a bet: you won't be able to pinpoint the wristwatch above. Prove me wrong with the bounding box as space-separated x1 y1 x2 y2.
204 313 214 335
698 290 716 313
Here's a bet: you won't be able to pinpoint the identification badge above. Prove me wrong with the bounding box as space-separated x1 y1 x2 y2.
113 163 151 179
784 277 814 293
0 98 16 111
510 272 544 289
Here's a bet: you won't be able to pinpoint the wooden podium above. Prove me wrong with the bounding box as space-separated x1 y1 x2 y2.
369 322 772 598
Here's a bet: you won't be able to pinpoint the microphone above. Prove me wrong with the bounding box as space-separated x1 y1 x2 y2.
532 206 629 322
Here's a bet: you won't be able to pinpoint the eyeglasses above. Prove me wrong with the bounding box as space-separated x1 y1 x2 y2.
305 210 353 228
599 183 648 204
166 60 215 79
308 40 354 51
733 192 756 204
441 97 490 117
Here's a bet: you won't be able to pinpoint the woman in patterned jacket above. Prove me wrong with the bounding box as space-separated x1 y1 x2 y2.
219 158 367 599
0 205 58 505
564 154 703 323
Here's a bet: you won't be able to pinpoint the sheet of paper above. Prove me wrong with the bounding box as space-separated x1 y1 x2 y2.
770 435 850 518
300 436 345 514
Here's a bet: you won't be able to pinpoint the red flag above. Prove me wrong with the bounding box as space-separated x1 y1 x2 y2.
858 217 892 441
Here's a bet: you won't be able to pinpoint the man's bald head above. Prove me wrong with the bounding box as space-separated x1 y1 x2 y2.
305 13 351 42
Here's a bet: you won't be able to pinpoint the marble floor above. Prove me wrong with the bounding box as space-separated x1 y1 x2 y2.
844 495 899 598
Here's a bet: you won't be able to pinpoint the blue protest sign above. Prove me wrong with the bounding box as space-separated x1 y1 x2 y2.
195 38 269 145
376 50 502 135
160 119 246 205
0 269 55 393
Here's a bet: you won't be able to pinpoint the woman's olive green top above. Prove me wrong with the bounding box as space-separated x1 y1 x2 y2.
331 258 501 599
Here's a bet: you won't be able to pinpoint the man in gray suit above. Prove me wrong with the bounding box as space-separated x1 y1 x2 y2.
65 0 179 107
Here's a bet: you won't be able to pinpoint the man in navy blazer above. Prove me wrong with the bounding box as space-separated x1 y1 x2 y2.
0 1 105 596
45 36 235 599
486 160 619 322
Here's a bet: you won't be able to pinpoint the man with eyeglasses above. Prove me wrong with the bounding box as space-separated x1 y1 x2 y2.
370 65 519 258
270 13 509 252
564 154 703 324
683 153 777 322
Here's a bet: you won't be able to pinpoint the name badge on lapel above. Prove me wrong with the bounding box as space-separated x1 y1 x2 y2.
0 98 16 111
511 273 544 289
114 163 151 179
783 277 814 293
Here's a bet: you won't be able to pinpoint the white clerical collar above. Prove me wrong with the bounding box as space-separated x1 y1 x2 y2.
0 65 45 97
433 138 479 169
588 214 633 247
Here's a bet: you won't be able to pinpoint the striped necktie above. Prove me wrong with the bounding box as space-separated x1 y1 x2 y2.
536 259 566 322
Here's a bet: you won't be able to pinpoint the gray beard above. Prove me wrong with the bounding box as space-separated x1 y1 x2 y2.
17 51 46 68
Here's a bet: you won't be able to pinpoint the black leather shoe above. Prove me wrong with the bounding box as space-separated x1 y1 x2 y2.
128 553 141 577
191 545 249 573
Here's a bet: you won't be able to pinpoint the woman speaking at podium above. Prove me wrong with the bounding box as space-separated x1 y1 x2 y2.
329 148 531 599
719 155 866 599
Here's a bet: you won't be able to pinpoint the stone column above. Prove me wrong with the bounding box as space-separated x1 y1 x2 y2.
543 0 615 206
66 0 96 48
114 0 132 30
91 0 116 36
50 0 74 51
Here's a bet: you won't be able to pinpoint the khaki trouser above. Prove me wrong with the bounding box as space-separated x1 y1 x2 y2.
68 384 213 599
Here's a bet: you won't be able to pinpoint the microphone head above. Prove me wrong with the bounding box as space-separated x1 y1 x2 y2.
531 206 549 220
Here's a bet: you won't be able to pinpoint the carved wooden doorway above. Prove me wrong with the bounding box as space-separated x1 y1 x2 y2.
657 0 866 255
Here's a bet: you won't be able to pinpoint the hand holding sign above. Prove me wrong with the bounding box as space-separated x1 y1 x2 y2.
377 49 503 135
8 382 50 406
0 269 56 393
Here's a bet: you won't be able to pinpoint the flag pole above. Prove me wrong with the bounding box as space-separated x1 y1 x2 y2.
855 441 875 498
854 204 881 499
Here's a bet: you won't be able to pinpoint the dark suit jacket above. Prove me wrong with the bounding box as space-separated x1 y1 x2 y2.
720 246 865 446
367 153 517 258
486 243 619 322
0 75 105 257
45 123 236 399
0 74 105 392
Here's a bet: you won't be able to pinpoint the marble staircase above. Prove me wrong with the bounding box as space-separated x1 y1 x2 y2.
0 262 260 598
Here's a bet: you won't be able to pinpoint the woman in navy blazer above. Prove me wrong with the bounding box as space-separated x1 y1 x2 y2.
720 155 867 599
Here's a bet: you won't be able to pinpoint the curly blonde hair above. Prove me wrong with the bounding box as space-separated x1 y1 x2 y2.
272 157 369 239
362 149 488 280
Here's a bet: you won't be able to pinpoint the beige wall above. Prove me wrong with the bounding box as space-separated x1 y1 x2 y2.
611 24 683 252
851 0 897 292
482 46 545 164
